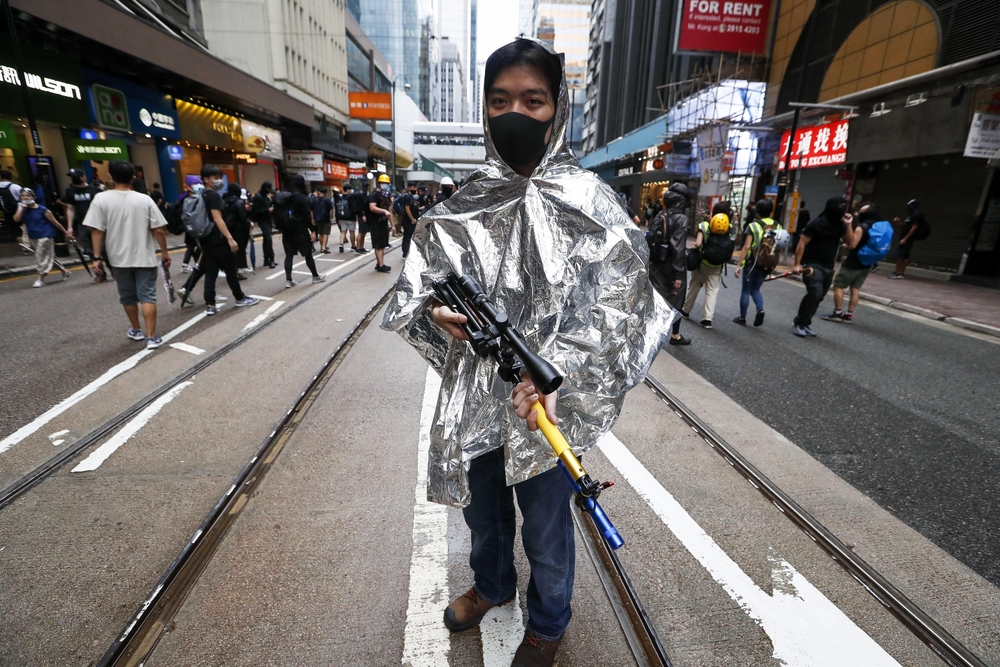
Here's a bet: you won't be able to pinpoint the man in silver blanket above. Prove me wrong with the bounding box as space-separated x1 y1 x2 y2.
381 39 673 666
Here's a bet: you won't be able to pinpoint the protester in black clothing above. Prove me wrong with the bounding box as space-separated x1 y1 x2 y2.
348 185 369 253
889 199 926 279
223 183 251 273
416 185 430 216
310 185 334 253
434 176 455 205
61 169 101 256
368 174 393 272
398 184 421 258
193 165 259 314
180 175 203 272
250 182 276 269
648 182 691 345
150 183 166 212
792 195 858 337
280 174 325 287
822 203 884 323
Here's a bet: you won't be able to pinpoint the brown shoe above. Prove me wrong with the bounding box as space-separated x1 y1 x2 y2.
511 629 562 666
443 587 514 632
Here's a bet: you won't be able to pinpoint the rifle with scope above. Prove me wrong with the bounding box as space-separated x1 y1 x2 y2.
432 273 624 551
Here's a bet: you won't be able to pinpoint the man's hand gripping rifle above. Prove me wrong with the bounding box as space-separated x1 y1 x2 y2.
433 274 624 550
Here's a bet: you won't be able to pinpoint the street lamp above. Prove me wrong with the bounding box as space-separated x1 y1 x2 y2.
392 79 412 191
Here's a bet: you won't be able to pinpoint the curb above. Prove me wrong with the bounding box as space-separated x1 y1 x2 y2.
0 242 186 278
942 317 1000 338
857 292 999 338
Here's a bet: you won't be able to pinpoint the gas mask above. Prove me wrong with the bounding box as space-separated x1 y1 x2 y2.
488 111 553 170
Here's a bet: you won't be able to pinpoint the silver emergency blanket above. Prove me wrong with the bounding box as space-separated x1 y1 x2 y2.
381 39 675 507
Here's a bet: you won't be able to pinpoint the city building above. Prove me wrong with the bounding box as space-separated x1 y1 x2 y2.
537 0 590 151
519 0 539 39
350 0 426 113
440 39 467 123
420 16 442 123
412 121 486 181
438 0 474 123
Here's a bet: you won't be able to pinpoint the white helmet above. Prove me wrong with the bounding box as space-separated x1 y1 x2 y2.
772 228 791 250
440 176 455 187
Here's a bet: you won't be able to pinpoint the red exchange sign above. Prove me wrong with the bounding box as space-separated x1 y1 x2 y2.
777 119 850 170
678 0 772 55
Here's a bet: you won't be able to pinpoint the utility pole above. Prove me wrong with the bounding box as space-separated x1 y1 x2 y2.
2 0 43 154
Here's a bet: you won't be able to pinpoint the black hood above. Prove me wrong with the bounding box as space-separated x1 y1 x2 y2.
858 204 881 224
821 196 848 224
663 182 689 212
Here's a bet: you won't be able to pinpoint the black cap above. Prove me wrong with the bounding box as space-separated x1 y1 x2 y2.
68 168 85 178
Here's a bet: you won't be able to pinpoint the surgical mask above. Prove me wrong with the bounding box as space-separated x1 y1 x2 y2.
488 111 553 169
21 197 35 206
211 179 225 191
191 183 205 194
380 184 390 193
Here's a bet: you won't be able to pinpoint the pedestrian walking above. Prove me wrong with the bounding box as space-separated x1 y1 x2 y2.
309 185 334 254
648 183 691 345
732 199 780 327
149 182 166 213
822 203 894 323
682 203 735 329
0 169 25 246
351 185 370 254
335 183 358 253
399 183 420 258
792 196 859 337
82 160 172 348
223 183 251 275
278 174 325 288
250 182 277 269
60 169 101 257
368 174 393 272
383 39 670 667
179 175 203 273
889 199 930 279
13 187 74 287
186 165 260 315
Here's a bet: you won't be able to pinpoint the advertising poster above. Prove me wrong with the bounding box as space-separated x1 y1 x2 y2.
777 119 849 170
964 113 1000 159
677 0 772 55
348 92 393 120
697 126 729 197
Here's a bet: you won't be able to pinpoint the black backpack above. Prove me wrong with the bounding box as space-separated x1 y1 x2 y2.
164 201 186 235
912 214 931 241
272 191 292 231
0 183 18 222
701 232 735 267
335 197 351 220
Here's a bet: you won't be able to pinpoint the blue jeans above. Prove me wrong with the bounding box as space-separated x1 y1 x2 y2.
739 267 766 318
463 447 575 640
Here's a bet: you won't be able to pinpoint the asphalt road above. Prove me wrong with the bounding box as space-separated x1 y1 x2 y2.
668 276 1000 587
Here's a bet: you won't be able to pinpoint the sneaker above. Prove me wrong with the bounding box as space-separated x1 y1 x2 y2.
699 319 713 329
804 325 818 337
793 324 808 337
205 304 220 316
235 296 260 308
512 628 563 667
821 310 844 322
668 335 691 346
841 312 854 323
753 311 765 327
680 310 690 319
127 327 145 341
177 286 191 307
386 242 393 249
311 274 326 284
375 264 392 273
180 265 193 273
238 268 253 274
732 317 747 325
32 279 44 288
888 273 904 280
268 262 278 269
62 270 70 282
444 587 515 633
146 336 163 349
322 247 332 254
237 274 247 281
285 280 297 289
339 244 344 253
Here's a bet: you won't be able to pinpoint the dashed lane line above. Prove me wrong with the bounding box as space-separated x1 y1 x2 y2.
169 342 206 356
242 300 286 332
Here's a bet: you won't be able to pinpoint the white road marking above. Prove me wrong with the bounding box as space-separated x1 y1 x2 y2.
71 382 193 472
597 433 902 666
51 439 65 447
314 257 344 262
247 294 274 301
324 253 365 277
480 592 524 666
401 369 451 667
292 270 314 276
0 311 209 455
266 260 305 280
49 429 69 439
242 300 285 332
169 342 205 356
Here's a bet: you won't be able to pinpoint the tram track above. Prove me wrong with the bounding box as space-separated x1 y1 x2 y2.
0 250 391 512
642 374 989 667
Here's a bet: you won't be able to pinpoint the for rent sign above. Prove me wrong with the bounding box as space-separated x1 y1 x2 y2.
677 0 772 55
777 119 850 170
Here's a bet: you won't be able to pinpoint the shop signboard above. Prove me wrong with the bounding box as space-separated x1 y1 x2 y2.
67 138 129 160
83 70 180 139
349 92 393 120
0 42 89 127
284 150 323 169
697 126 729 197
287 168 325 181
242 120 283 160
963 113 1000 159
777 119 849 170
348 162 367 178
324 160 349 180
0 120 17 150
677 0 771 55
167 145 184 160
175 99 243 150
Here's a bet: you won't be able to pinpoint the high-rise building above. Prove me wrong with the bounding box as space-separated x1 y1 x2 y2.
537 0 589 151
420 16 442 122
518 0 539 39
440 38 466 123
353 0 428 113
438 0 472 122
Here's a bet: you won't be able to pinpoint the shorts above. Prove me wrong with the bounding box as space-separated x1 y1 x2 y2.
358 217 370 234
833 263 872 291
316 220 332 236
115 266 158 305
337 218 357 232
894 242 912 260
370 218 390 249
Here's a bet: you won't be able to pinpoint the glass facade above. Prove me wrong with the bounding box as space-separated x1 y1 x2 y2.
356 0 424 111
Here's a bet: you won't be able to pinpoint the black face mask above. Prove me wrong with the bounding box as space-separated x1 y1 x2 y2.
488 111 553 170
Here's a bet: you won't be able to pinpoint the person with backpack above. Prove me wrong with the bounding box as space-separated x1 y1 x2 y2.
398 183 421 259
888 199 929 279
180 165 259 315
250 182 277 269
648 182 691 345
822 203 893 323
733 199 779 327
278 174 326 288
792 195 858 337
368 173 393 273
223 183 251 275
179 175 203 273
60 169 102 258
309 185 334 254
682 203 735 329
0 169 24 245
350 184 370 254
335 183 358 253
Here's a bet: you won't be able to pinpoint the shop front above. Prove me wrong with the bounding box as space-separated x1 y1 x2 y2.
323 159 349 190
241 120 283 193
174 99 245 192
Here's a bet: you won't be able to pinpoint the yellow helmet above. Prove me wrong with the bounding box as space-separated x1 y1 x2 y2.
377 174 391 184
709 213 730 235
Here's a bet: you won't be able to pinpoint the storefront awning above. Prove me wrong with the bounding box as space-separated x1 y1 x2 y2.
579 116 666 170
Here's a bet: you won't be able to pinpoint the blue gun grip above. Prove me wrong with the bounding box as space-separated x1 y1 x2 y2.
558 462 625 550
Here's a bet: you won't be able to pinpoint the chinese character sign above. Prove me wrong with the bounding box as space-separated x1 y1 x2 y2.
678 0 772 55
777 119 850 170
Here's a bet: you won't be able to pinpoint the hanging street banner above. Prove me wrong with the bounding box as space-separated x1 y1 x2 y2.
964 113 1000 159
697 126 729 197
677 0 772 55
777 119 849 170
349 92 393 120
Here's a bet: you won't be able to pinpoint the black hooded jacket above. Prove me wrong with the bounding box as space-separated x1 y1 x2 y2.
801 196 847 269
649 188 688 278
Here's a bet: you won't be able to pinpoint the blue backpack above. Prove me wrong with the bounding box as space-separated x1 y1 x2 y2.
857 220 894 266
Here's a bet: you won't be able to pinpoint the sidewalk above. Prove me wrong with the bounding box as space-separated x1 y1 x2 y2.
2 234 190 277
